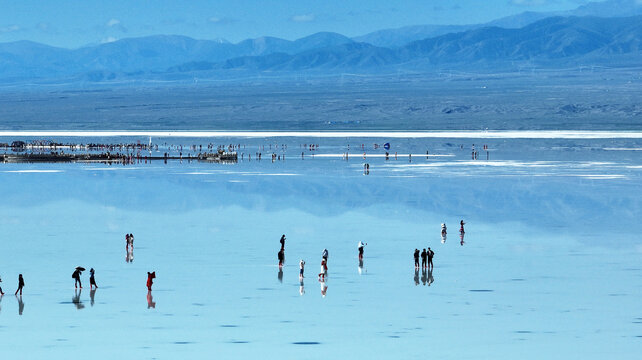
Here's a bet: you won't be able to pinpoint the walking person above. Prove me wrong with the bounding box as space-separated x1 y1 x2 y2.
414 249 420 269
427 247 435 270
15 274 24 295
89 268 98 289
72 267 83 289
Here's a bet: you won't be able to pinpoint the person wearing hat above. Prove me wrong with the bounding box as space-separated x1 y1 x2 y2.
72 268 83 289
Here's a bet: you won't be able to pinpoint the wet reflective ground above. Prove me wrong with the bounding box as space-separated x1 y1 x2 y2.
0 136 640 358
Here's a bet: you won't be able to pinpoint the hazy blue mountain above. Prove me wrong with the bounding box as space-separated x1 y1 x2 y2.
214 16 642 72
0 32 354 81
353 0 642 47
352 25 474 48
0 41 72 78
2 12 642 82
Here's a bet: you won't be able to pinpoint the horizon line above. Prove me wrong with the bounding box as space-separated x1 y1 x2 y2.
1 130 641 139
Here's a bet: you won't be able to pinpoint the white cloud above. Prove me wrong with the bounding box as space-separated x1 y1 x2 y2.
207 16 235 25
0 24 21 33
290 14 315 22
106 18 121 27
104 18 127 32
101 36 118 43
510 0 550 5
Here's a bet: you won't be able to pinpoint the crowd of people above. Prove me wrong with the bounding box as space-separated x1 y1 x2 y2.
0 220 468 312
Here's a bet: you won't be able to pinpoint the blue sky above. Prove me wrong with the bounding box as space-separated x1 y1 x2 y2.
0 0 590 48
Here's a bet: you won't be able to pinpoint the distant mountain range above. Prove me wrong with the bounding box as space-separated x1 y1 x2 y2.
354 0 642 47
0 0 641 83
160 16 642 74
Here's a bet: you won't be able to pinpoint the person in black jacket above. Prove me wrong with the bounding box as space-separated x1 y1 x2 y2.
72 268 82 289
414 249 420 269
15 274 24 295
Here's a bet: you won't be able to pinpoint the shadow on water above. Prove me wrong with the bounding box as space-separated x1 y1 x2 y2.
147 290 156 309
72 289 84 310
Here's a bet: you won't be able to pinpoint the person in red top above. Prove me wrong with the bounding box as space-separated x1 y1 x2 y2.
147 271 156 291
318 259 327 280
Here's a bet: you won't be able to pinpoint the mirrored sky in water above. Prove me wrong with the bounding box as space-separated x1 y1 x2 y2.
0 135 640 358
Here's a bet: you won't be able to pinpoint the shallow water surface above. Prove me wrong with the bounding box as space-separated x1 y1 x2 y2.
0 135 640 358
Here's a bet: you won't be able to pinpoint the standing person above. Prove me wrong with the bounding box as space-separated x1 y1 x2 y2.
421 249 427 269
299 259 305 279
129 234 134 248
460 220 465 234
89 268 98 289
15 274 24 295
278 249 285 268
358 241 367 260
322 249 328 265
72 268 83 289
318 258 327 280
279 235 286 251
414 249 420 268
427 247 435 270
147 271 156 291
125 234 130 250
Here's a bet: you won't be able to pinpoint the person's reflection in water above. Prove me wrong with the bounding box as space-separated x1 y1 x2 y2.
427 268 435 286
147 290 156 309
421 268 427 285
72 289 84 310
414 268 420 286
90 288 96 307
319 279 328 297
126 248 134 263
16 295 24 315
299 279 305 296
460 232 465 246
0 293 3 314
278 267 283 283
441 233 447 244
358 258 365 275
